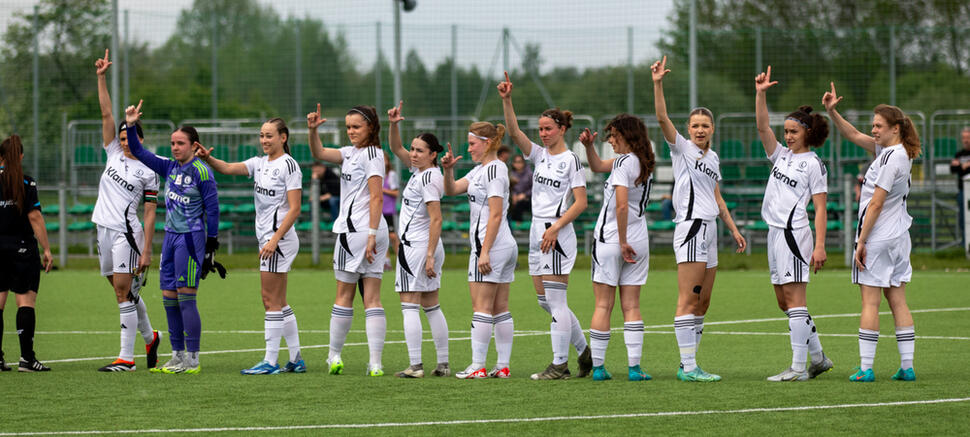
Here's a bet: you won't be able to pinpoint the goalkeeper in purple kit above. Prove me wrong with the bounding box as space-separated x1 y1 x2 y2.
123 100 224 374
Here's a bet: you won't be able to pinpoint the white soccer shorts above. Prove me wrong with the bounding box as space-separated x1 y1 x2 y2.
333 229 389 283
528 219 578 276
467 246 516 284
767 225 814 285
673 219 718 268
395 240 445 292
259 235 299 273
852 232 912 288
590 238 650 287
97 225 143 276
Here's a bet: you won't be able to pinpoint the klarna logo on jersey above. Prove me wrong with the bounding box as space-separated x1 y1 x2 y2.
254 184 276 196
694 160 720 182
771 167 798 188
167 190 191 204
534 173 562 188
106 167 136 192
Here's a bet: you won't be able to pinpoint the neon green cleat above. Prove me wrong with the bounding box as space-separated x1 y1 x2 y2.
367 364 384 377
327 356 344 375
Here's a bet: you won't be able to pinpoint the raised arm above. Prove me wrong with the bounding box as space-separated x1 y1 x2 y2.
498 71 533 157
95 49 115 146
755 66 779 156
307 103 343 164
125 101 171 176
441 142 468 195
651 56 678 145
193 143 249 176
387 101 410 164
580 128 613 173
823 82 875 154
715 183 746 253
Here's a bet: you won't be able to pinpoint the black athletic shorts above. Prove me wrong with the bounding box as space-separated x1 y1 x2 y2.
384 214 396 233
0 238 41 294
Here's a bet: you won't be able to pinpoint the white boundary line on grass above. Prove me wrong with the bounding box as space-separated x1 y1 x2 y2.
1 397 968 435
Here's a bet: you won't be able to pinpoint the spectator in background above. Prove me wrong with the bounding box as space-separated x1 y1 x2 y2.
497 146 512 165
951 127 970 244
383 151 400 270
311 162 340 221
508 153 532 222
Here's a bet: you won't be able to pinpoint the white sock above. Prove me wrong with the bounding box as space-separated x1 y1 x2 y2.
365 308 386 368
536 293 550 313
787 307 810 372
282 306 301 363
858 328 879 371
806 312 823 364
694 314 705 353
471 312 493 366
493 312 514 368
134 297 154 344
119 302 137 362
328 305 353 359
895 326 915 370
624 321 644 367
401 303 423 366
589 329 610 367
569 309 588 355
423 305 449 364
263 311 284 366
543 282 571 366
675 315 697 372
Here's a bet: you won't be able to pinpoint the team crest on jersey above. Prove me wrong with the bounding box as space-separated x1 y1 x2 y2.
175 174 182 185
135 169 143 177
184 175 192 185
559 162 566 170
273 169 280 176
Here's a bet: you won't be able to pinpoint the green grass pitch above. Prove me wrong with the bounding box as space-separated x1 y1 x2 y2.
2 264 969 436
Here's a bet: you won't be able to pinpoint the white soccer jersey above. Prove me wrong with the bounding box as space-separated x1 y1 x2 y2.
525 142 586 219
333 145 387 234
668 133 720 223
761 144 828 229
91 138 159 233
593 153 651 244
857 144 912 242
398 166 444 245
243 153 303 242
463 159 515 254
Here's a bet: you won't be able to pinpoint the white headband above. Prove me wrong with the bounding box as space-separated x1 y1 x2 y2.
468 132 489 141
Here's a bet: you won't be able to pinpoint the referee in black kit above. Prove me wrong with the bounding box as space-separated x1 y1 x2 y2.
0 135 54 372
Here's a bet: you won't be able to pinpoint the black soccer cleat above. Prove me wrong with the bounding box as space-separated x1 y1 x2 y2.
19 358 51 372
0 357 11 372
145 330 161 369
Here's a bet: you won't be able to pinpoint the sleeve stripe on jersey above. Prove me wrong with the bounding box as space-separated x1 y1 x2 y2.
422 172 431 186
573 153 581 171
814 156 827 176
614 155 628 169
367 146 376 159
487 164 496 181
880 149 895 166
192 160 211 182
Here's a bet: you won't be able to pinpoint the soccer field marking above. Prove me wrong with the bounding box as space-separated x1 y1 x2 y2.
1 397 967 435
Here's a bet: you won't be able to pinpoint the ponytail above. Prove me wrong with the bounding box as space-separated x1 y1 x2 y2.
874 104 921 159
0 135 26 214
786 105 829 148
469 121 506 155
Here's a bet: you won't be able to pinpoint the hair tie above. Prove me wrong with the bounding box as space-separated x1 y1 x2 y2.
786 117 810 130
468 132 489 141
349 108 373 124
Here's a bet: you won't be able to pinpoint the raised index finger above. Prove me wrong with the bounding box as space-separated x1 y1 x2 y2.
504 71 510 83
447 142 453 155
830 82 836 95
766 65 771 78
316 103 321 115
103 48 109 61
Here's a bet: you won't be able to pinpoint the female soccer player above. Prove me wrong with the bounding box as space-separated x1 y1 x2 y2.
195 118 305 375
755 66 834 381
652 56 746 382
823 83 919 382
91 50 162 372
307 103 389 376
441 121 516 379
124 101 223 375
498 72 591 380
580 115 656 382
0 135 53 372
386 102 450 378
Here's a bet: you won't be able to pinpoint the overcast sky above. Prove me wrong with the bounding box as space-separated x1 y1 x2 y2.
0 0 676 72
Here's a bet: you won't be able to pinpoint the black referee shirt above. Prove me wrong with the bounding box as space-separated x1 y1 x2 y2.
0 174 41 239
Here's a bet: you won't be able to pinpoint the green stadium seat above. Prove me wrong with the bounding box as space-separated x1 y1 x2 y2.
155 221 165 232
644 203 662 212
43 204 59 215
74 145 105 165
217 221 235 232
934 138 958 157
68 204 95 215
230 203 256 214
295 221 334 232
301 204 310 213
218 204 233 214
456 221 470 232
442 220 457 231
238 144 260 159
721 165 742 181
581 222 596 232
45 222 59 232
67 221 95 232
745 220 770 231
210 145 232 161
648 221 676 231
840 140 868 158
511 221 530 231
725 201 737 210
746 165 771 180
719 139 745 159
453 203 470 214
291 144 314 163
